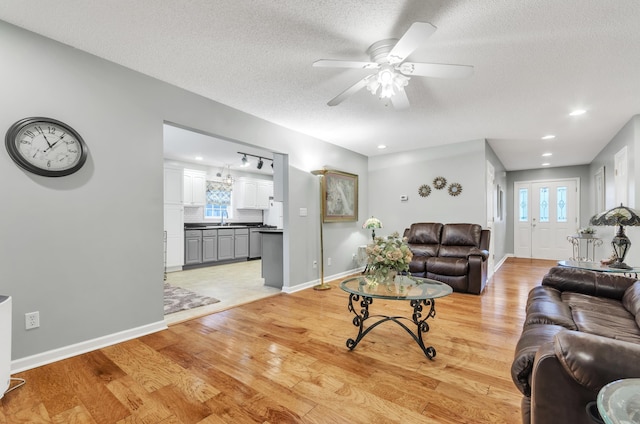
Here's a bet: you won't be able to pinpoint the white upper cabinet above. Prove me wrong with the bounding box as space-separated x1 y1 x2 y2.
235 177 273 209
164 166 184 205
183 169 206 206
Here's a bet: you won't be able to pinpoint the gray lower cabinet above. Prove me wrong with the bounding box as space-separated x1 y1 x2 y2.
217 229 235 261
234 228 249 258
202 229 217 262
184 230 202 265
249 228 262 258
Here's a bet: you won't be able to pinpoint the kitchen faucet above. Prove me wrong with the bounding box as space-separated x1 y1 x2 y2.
220 210 228 226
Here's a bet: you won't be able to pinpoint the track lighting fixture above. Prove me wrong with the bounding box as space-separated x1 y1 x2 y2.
237 152 274 171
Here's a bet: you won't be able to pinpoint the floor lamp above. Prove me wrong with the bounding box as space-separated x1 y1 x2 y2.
311 169 331 290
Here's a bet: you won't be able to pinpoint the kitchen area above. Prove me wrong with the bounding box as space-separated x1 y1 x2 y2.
163 124 285 320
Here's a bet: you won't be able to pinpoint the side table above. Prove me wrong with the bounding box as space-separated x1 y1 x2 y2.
567 234 603 262
597 378 640 423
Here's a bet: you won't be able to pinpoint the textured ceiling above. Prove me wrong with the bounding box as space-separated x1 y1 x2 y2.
2 1 640 171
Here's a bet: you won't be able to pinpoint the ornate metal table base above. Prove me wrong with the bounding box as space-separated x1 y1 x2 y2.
345 293 437 359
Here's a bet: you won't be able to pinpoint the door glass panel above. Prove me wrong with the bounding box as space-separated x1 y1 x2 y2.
519 188 528 221
539 187 549 222
557 186 567 222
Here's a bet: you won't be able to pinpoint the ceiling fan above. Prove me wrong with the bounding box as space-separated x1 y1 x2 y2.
313 22 474 110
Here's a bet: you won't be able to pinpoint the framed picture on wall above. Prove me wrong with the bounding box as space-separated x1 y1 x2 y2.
321 170 358 222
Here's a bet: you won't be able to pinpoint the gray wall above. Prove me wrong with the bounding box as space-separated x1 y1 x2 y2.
505 165 591 254
368 139 490 233
0 20 367 363
588 115 639 264
486 142 508 264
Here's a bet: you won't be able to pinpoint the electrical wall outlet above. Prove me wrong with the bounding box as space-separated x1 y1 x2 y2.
328 257 332 266
25 311 40 330
312 260 317 269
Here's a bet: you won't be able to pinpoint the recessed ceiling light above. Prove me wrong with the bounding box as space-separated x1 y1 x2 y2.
377 144 387 149
542 153 552 157
542 163 551 166
569 109 586 116
195 156 203 161
541 135 556 140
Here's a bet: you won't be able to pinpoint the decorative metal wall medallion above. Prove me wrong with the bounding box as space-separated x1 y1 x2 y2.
433 176 447 190
418 184 431 197
448 183 463 196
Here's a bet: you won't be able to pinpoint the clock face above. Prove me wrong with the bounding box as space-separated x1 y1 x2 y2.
5 117 87 177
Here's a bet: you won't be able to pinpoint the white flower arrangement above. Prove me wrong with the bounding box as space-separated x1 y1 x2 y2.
365 232 413 282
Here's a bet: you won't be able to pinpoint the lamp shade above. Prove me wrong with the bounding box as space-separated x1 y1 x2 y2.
590 204 640 227
363 217 382 230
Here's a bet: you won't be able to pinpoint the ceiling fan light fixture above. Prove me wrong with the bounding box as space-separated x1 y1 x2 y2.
366 66 410 99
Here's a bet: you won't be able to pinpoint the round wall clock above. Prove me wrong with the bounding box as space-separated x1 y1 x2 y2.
5 117 88 177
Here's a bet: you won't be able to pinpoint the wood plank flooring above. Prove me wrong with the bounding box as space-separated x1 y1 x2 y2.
1 257 556 423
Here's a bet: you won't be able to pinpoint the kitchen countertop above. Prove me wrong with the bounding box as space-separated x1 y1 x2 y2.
184 223 277 230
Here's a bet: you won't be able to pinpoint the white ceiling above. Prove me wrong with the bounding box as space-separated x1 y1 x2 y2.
163 124 275 174
2 1 640 171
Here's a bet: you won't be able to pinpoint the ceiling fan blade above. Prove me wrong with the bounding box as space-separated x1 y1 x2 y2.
387 22 437 64
313 60 379 70
390 88 410 110
399 62 474 79
327 76 370 106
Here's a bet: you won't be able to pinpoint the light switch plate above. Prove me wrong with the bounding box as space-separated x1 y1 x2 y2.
299 208 308 216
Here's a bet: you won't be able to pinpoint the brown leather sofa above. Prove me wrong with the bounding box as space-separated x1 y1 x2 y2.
511 266 640 424
402 223 490 294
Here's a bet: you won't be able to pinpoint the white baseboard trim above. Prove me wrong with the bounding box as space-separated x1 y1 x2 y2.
11 320 167 374
282 267 364 294
494 254 512 271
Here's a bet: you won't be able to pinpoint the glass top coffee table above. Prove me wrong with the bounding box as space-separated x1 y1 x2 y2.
339 274 453 359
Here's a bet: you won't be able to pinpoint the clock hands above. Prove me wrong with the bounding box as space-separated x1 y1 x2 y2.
43 135 64 153
41 133 53 148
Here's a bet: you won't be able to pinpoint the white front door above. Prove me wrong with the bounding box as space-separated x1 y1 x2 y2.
514 179 579 260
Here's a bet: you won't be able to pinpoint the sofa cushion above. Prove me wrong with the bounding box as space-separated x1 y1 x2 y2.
407 243 439 258
542 266 636 300
441 223 481 246
524 287 577 330
563 292 640 343
426 257 468 276
622 281 640 328
407 223 442 244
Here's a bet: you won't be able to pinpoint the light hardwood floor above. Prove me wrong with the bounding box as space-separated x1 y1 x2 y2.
1 257 556 423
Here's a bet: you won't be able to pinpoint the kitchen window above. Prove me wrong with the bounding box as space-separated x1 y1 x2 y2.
205 181 232 219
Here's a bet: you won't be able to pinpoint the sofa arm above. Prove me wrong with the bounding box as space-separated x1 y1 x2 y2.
554 330 640 390
542 266 636 300
468 247 489 261
529 330 640 424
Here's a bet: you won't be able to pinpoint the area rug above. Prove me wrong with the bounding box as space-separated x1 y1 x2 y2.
164 283 220 315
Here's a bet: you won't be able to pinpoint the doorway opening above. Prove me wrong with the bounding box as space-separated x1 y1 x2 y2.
162 123 285 323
